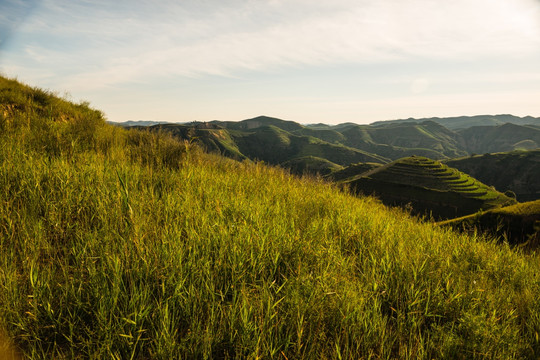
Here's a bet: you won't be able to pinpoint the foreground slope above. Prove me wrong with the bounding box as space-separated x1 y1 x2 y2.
1 76 540 359
343 156 516 220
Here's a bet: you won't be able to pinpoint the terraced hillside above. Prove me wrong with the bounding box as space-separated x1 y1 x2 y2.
438 200 540 247
445 150 540 202
344 156 517 219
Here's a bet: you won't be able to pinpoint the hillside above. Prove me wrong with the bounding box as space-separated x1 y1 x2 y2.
438 200 540 247
445 150 540 201
138 116 540 176
280 156 342 176
458 123 540 154
338 120 467 159
325 162 383 181
342 156 516 220
2 76 540 358
370 114 540 130
147 122 390 167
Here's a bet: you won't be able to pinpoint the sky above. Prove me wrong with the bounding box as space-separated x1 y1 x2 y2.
1 0 540 124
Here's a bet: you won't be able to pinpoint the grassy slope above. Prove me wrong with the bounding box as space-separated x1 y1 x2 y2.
344 157 516 220
438 200 540 247
2 76 540 359
280 156 343 176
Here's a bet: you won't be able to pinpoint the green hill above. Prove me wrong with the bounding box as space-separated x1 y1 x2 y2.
438 200 540 247
280 156 342 176
370 114 540 130
126 116 540 170
211 115 304 132
325 162 383 181
2 75 540 358
340 121 467 160
148 122 247 161
148 123 390 167
445 150 540 201
343 156 516 220
458 123 540 154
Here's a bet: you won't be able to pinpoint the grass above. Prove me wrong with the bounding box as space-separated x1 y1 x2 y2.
438 200 540 247
1 76 540 358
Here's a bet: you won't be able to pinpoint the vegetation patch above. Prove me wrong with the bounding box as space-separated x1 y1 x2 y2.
438 200 540 247
2 76 540 359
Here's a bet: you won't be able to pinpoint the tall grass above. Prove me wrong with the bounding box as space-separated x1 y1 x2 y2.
1 76 540 358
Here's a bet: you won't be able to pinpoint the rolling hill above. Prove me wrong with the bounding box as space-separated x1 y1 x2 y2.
341 156 517 220
2 75 540 358
369 114 540 130
457 123 540 154
147 122 390 167
135 115 540 177
445 149 540 201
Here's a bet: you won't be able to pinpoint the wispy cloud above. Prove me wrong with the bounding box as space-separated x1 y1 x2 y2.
4 0 540 91
1 0 539 123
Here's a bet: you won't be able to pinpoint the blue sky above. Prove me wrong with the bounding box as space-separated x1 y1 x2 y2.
1 0 540 124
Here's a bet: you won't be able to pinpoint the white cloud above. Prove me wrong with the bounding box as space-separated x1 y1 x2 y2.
7 0 540 88
2 0 540 123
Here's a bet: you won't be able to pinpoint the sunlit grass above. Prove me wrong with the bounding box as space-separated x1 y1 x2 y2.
1 75 540 359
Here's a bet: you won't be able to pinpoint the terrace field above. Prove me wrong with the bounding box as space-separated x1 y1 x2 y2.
342 156 517 220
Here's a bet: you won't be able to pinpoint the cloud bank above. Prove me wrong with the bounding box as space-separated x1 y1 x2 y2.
3 0 539 90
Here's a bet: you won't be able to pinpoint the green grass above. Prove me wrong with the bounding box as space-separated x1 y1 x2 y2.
438 200 540 247
2 76 540 358
280 156 342 176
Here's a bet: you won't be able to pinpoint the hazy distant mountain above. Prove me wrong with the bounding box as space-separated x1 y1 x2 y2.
457 123 540 154
111 120 172 127
370 114 540 130
146 121 389 168
131 115 540 179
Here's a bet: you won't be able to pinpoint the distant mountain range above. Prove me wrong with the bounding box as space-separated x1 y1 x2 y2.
122 114 540 215
124 114 540 165
369 114 540 130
